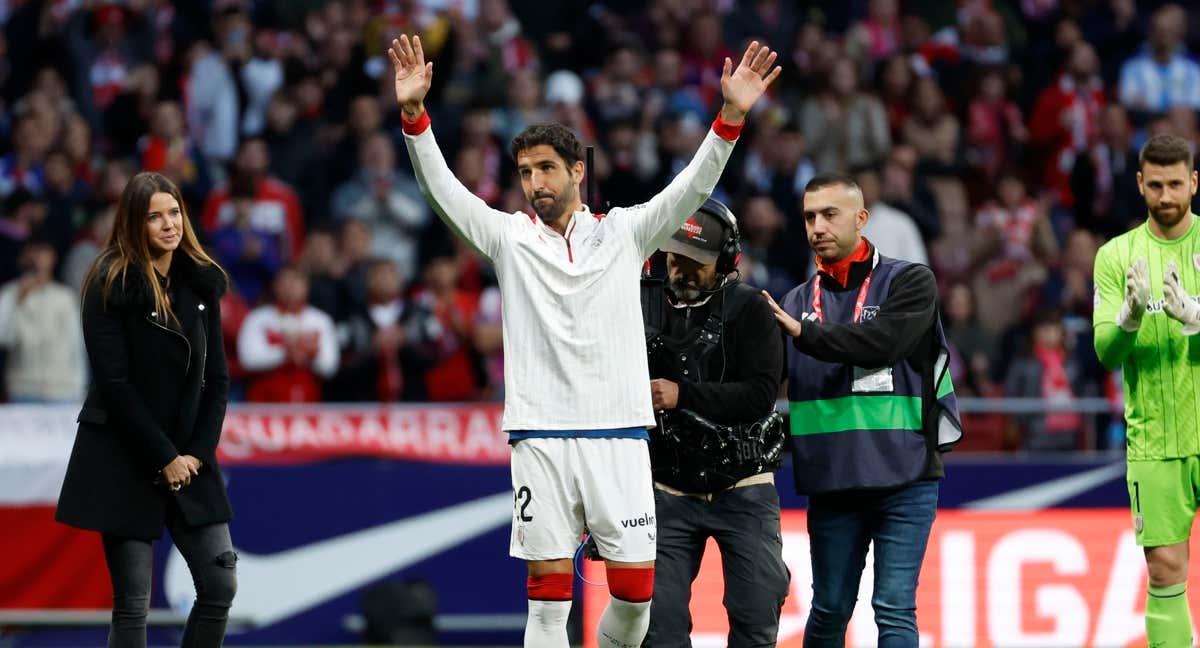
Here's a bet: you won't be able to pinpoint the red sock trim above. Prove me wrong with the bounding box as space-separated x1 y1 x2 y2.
711 114 744 141
401 110 431 136
606 566 654 603
527 573 573 601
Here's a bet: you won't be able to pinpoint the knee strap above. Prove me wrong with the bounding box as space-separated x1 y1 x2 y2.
606 566 654 603
528 573 573 601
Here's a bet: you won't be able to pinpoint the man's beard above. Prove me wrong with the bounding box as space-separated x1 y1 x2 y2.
669 275 715 302
1150 201 1188 229
531 190 575 223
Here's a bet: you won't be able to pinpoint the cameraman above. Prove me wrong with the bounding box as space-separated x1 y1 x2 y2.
640 198 789 647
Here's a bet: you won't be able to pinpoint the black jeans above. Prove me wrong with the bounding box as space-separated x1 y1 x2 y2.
643 483 791 648
101 508 236 648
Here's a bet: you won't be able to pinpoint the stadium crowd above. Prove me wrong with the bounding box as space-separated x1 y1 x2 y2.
0 0 1197 452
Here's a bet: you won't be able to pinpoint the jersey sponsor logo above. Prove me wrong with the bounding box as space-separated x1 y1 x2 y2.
1094 286 1101 309
799 311 819 322
1193 253 1200 272
620 513 656 528
1146 298 1166 313
861 306 880 321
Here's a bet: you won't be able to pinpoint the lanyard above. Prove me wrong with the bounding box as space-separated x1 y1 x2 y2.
812 249 879 323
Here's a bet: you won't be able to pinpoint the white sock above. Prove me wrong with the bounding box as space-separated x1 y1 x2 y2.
596 597 651 648
524 599 571 648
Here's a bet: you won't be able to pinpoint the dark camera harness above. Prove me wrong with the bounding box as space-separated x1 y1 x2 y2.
641 276 785 495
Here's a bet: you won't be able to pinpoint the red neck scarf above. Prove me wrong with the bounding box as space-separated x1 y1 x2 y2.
816 239 871 288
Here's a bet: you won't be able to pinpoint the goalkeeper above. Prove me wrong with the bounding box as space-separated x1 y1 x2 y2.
1094 133 1200 648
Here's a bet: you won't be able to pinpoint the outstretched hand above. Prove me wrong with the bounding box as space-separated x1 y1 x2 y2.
720 41 783 124
388 35 433 119
761 290 802 338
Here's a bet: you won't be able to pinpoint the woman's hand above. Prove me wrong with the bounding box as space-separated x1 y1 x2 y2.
162 456 194 490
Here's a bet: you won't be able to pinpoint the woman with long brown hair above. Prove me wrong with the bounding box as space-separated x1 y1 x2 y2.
56 172 236 647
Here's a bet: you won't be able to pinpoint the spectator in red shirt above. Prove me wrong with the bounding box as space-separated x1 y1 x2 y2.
238 265 339 402
413 254 482 402
201 137 305 260
1029 41 1104 208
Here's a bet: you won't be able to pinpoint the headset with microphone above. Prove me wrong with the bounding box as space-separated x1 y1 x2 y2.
695 197 743 277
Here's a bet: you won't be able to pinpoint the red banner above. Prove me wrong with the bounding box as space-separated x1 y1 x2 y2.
584 509 1192 647
215 404 510 465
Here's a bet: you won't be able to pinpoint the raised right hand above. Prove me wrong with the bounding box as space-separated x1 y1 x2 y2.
388 35 433 119
162 456 193 490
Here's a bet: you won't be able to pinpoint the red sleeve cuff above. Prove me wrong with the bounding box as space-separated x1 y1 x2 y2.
401 109 431 136
711 114 744 141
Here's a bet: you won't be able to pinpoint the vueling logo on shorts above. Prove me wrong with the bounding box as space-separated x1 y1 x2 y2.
621 513 655 528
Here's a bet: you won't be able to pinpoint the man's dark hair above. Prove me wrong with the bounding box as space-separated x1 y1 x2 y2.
1140 133 1195 171
510 123 584 167
803 172 861 195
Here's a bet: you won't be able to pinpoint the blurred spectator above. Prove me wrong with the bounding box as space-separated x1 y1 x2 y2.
64 3 153 128
329 259 439 402
847 0 902 63
877 54 915 137
681 12 733 110
0 240 85 402
742 119 814 217
965 67 1027 182
1070 104 1142 239
590 45 645 127
238 265 339 402
104 64 160 158
0 116 51 196
201 137 305 260
1029 41 1104 208
801 58 892 174
40 149 94 262
185 39 240 165
0 189 47 285
324 95 386 191
736 194 799 298
299 229 348 321
492 69 550 145
973 171 1058 334
412 254 482 402
331 132 431 280
238 27 286 137
600 120 659 208
1005 311 1086 452
943 282 998 375
62 207 115 295
209 177 284 306
473 285 504 401
262 90 318 196
1118 4 1200 121
880 144 940 240
139 101 213 209
338 218 375 317
901 76 960 173
857 165 928 265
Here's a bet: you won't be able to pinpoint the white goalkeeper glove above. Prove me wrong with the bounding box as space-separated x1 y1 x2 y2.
1163 261 1200 335
1116 258 1150 332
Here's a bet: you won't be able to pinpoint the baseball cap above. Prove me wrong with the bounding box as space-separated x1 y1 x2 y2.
658 209 727 265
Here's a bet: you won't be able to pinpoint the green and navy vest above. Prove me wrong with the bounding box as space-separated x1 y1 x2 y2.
781 252 962 494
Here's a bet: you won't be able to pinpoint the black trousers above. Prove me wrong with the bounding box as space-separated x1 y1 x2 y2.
101 503 236 648
643 482 791 647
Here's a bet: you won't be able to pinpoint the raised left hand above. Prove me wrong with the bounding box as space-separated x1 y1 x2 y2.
720 41 783 124
650 378 679 410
